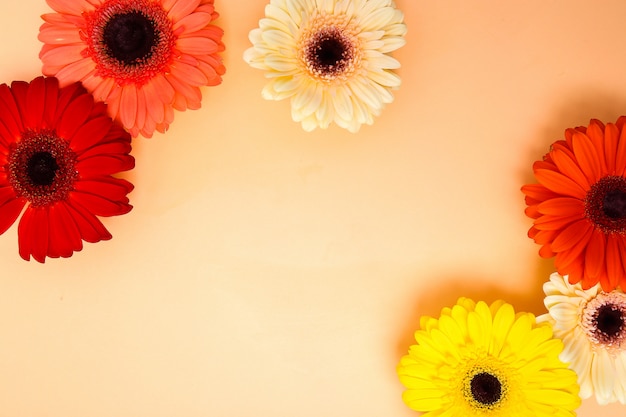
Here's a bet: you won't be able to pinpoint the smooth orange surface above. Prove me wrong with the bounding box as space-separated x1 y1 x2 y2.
0 1 625 416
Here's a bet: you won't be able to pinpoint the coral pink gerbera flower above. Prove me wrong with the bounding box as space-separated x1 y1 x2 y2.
522 117 626 291
38 0 226 138
0 76 135 262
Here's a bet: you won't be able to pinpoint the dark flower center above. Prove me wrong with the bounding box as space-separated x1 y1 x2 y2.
102 11 157 65
313 36 348 70
302 26 357 81
85 0 176 86
7 131 77 207
27 151 59 186
470 372 502 405
582 293 626 351
594 304 624 338
585 176 626 233
603 189 626 219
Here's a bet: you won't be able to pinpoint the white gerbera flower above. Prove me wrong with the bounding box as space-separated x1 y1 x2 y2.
243 0 407 133
538 272 626 405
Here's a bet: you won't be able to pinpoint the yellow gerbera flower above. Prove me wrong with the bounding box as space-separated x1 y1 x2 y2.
243 0 407 133
538 272 626 404
397 298 581 416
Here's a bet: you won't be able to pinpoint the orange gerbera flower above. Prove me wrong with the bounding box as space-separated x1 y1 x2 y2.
38 0 225 138
522 117 626 291
0 77 134 262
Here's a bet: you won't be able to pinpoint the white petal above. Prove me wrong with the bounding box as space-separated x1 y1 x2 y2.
592 349 615 404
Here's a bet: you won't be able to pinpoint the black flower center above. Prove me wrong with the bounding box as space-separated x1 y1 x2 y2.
470 372 502 405
303 27 355 80
594 304 624 338
27 151 59 186
585 176 626 233
603 189 626 219
315 36 347 69
102 11 157 64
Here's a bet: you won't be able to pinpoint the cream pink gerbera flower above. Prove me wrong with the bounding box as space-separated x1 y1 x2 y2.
38 0 226 138
244 0 407 133
538 272 626 405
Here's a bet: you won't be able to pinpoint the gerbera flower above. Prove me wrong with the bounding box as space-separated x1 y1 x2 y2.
38 0 226 138
0 76 135 262
243 0 407 133
522 117 626 291
397 298 581 416
539 272 626 405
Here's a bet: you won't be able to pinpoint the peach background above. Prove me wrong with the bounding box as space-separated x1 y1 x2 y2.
0 0 625 416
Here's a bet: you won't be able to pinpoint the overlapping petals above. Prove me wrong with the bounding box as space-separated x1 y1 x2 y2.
0 76 134 262
244 0 407 132
397 298 580 416
538 272 626 405
39 0 226 137
523 117 626 291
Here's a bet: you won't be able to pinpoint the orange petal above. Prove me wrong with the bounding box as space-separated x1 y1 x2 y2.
554 221 593 269
584 229 606 280
535 169 587 199
552 219 592 252
572 131 602 184
550 149 590 190
604 234 622 291
537 197 584 217
604 123 619 174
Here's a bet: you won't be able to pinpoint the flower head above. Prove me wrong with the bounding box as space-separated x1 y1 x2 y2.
539 272 626 405
243 0 407 133
522 117 626 291
397 298 581 416
38 0 226 138
0 76 134 262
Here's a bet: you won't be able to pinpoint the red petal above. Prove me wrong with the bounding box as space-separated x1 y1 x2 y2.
69 116 113 153
42 77 60 129
64 199 111 243
73 177 134 203
0 185 16 206
69 189 132 217
10 81 30 126
0 196 25 235
18 207 49 263
56 93 93 140
24 76 46 129
0 83 24 138
76 154 135 176
47 202 83 258
78 141 132 162
54 82 83 121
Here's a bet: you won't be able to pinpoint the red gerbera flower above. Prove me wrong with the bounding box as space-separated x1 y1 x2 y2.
38 0 225 138
522 117 626 291
0 76 135 262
